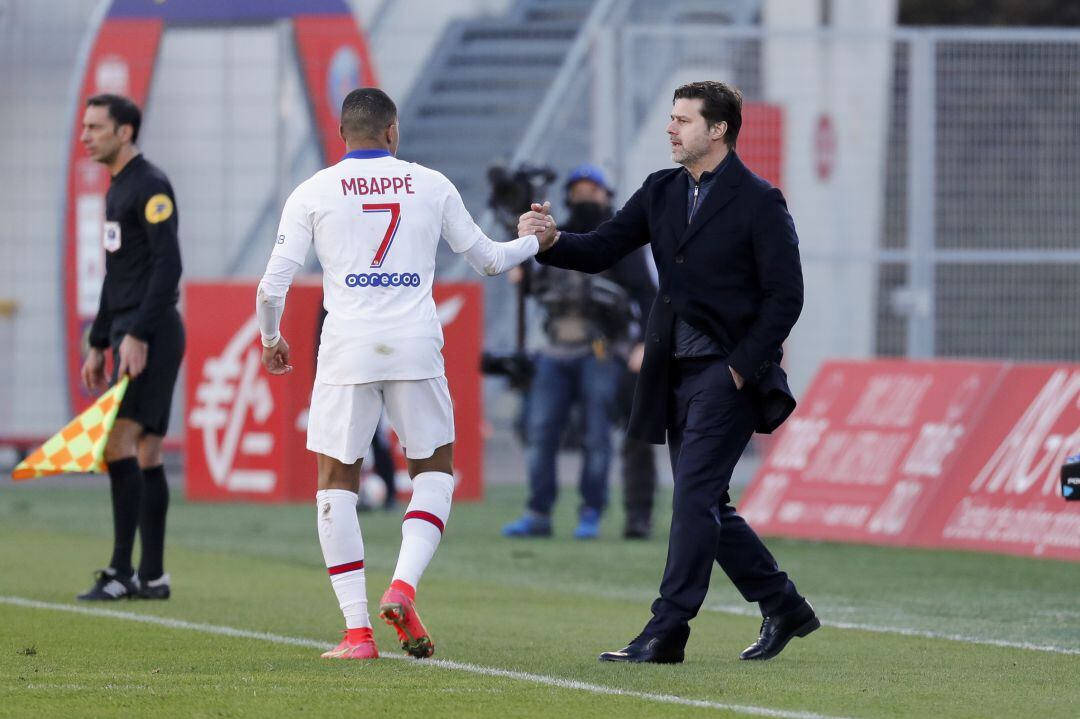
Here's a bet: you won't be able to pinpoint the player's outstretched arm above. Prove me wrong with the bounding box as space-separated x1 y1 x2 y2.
461 232 539 276
439 176 539 276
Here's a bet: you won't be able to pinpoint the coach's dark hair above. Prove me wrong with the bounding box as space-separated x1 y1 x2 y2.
86 94 142 143
340 88 397 140
673 81 742 149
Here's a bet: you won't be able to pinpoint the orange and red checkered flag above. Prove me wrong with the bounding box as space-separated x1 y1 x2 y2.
12 376 130 480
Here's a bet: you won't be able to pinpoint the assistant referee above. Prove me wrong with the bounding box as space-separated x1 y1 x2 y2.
77 94 185 601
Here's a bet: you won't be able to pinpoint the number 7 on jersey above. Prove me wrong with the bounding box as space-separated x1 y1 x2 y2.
364 202 401 268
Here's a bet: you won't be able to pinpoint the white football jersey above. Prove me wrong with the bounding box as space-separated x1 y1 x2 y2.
273 149 483 385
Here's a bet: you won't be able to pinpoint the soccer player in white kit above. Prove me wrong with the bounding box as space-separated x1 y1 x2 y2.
256 88 538 660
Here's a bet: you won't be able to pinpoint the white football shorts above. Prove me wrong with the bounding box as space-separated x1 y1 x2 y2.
307 376 455 463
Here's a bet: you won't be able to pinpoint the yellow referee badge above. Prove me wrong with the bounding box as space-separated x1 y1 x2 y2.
145 193 174 224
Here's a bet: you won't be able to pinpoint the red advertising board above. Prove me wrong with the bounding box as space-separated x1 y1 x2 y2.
742 360 1080 561
915 365 1080 561
433 282 484 501
184 281 484 503
184 282 320 502
742 360 1008 545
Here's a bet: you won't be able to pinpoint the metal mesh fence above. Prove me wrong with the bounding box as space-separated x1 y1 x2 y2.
603 26 1080 387
917 32 1080 361
935 39 1080 252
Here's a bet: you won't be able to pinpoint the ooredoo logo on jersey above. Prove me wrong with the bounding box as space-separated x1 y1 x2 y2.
345 272 421 288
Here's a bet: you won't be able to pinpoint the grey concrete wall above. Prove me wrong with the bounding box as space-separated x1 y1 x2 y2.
0 0 101 433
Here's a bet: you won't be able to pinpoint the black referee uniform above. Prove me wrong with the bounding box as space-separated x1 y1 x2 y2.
89 154 185 429
84 154 185 594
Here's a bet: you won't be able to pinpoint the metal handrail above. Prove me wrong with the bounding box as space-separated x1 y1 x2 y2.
471 0 623 247
366 0 397 40
508 0 621 167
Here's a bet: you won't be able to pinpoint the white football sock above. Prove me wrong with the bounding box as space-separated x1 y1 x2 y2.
316 489 370 629
392 472 454 590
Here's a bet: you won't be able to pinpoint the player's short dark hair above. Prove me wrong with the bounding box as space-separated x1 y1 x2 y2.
340 88 397 140
673 81 742 148
86 93 142 143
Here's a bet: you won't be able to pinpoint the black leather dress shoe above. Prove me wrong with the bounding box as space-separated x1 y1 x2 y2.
739 601 820 660
599 632 686 664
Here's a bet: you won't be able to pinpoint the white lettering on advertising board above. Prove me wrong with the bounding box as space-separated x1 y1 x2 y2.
969 369 1080 498
846 374 933 428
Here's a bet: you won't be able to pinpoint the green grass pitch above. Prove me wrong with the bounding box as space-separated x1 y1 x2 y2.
1 483 1077 718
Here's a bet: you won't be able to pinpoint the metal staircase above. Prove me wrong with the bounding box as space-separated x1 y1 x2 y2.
398 0 597 219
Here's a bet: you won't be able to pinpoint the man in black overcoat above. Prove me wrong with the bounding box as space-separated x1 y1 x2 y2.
518 81 818 662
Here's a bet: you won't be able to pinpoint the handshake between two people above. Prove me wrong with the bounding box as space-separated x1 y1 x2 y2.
516 199 746 391
517 201 560 253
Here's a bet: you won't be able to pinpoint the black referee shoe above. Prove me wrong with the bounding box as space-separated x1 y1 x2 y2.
77 568 140 601
137 574 171 600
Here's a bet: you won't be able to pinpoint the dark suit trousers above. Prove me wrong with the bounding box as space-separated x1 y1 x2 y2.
645 357 803 638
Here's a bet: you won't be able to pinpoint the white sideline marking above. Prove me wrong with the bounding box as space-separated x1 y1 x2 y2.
703 603 1080 656
1 596 849 719
823 618 1080 656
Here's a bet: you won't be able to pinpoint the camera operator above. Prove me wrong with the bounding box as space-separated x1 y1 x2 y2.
502 165 657 539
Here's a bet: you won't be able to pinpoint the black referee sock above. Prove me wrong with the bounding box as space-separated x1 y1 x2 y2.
106 458 143 576
137 465 170 582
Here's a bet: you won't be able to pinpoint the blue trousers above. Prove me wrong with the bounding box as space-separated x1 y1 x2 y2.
524 353 622 515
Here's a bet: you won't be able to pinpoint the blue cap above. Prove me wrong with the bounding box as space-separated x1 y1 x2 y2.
565 164 613 194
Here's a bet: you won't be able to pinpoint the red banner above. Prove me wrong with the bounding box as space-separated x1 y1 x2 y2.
742 360 1006 544
184 282 319 502
741 359 1080 561
433 283 484 501
184 281 484 503
915 365 1080 560
292 15 379 164
743 358 1080 561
